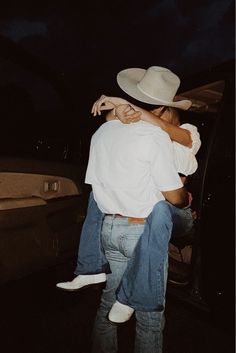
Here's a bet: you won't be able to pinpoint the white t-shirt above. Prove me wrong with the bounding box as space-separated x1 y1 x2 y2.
173 123 201 176
85 120 183 217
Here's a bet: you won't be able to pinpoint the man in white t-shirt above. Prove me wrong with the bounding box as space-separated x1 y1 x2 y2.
88 118 189 353
85 119 185 217
89 67 193 353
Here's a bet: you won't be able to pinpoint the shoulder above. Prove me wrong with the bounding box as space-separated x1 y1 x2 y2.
92 120 121 136
180 123 201 155
136 121 170 136
180 123 198 133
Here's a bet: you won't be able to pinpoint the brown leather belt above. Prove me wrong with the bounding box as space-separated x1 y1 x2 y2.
105 214 146 224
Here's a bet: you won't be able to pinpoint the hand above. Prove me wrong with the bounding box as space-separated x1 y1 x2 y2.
115 104 141 124
91 95 128 116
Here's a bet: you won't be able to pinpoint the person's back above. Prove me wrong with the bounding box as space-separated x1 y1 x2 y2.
88 117 188 353
57 65 194 353
85 119 183 218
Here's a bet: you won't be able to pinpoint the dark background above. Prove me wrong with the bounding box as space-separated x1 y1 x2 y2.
0 3 234 352
0 0 234 109
0 0 234 162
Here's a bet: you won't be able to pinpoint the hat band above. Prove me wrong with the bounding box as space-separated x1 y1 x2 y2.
137 83 173 103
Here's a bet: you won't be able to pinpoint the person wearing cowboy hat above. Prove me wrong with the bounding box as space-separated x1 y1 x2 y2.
92 65 194 146
57 66 200 284
56 67 201 353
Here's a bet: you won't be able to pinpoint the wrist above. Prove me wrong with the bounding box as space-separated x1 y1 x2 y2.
106 110 117 121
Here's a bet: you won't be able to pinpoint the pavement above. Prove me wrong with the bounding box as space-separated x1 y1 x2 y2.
0 260 234 353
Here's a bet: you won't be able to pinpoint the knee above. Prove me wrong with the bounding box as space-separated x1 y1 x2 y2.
152 200 172 219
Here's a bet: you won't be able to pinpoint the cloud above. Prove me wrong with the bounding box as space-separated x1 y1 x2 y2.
1 19 48 41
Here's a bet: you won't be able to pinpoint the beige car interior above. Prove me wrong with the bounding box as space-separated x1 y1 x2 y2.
0 172 80 210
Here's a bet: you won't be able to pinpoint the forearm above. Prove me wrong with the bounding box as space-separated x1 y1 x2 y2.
162 122 192 147
94 95 193 147
129 104 192 147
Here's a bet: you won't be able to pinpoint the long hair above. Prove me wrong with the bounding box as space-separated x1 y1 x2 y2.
159 106 180 126
121 94 181 125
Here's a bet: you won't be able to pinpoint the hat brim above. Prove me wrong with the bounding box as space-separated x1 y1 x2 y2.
117 68 192 110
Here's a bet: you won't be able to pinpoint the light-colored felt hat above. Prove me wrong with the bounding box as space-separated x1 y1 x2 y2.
117 66 192 110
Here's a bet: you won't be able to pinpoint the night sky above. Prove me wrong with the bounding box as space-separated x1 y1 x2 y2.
1 0 234 74
0 0 234 151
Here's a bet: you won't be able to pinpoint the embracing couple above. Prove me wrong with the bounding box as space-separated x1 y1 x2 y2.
57 66 201 353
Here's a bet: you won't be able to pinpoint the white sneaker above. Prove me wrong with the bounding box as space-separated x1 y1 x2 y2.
108 300 134 323
56 273 106 291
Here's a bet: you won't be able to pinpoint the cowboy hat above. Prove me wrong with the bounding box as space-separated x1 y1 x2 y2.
117 66 192 110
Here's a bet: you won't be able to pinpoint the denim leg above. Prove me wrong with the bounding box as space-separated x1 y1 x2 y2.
92 216 145 353
134 258 168 353
135 310 165 353
117 201 193 311
171 205 193 238
74 192 110 275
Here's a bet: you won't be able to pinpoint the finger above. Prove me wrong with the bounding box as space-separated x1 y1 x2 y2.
125 111 141 120
91 102 97 115
94 98 105 115
92 96 117 116
91 102 98 115
122 119 130 124
91 99 101 115
100 106 112 111
92 103 99 116
124 105 134 114
118 117 129 124
133 111 142 118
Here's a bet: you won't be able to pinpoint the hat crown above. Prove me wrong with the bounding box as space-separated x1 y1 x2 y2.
137 66 180 102
116 65 192 110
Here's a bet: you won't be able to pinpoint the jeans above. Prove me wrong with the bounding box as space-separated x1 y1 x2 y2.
92 215 166 353
75 193 193 310
75 192 110 275
117 200 193 311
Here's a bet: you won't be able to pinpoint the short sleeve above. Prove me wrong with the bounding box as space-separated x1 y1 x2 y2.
180 123 201 155
172 143 198 176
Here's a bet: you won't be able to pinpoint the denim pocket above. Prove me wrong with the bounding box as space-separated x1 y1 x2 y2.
120 224 145 258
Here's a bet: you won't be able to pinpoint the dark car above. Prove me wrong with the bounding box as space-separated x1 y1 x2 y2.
166 60 235 326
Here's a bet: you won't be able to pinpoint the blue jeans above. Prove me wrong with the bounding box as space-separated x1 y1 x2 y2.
75 193 193 310
92 215 166 353
75 192 110 275
117 200 193 311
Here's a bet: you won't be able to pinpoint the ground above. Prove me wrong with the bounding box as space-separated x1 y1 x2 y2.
0 260 234 353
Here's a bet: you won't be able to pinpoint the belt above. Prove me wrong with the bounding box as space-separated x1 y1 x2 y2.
105 214 146 224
